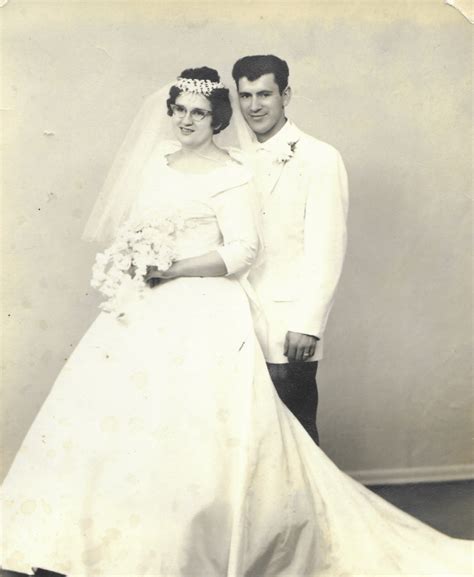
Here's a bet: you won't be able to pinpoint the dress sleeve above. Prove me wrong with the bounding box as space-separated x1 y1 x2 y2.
210 182 259 276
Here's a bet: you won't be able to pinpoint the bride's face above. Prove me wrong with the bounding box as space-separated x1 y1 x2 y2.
171 92 214 149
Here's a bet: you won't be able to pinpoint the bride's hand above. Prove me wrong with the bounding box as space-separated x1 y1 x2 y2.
145 265 177 284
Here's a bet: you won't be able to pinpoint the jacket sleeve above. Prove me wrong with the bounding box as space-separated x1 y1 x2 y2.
211 183 260 276
288 147 349 338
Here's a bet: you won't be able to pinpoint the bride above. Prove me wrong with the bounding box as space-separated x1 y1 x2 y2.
1 67 471 577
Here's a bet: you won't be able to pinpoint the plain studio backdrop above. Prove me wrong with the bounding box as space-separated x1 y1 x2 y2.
1 1 472 485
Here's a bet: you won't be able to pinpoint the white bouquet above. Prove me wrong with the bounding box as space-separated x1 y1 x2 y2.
91 213 185 317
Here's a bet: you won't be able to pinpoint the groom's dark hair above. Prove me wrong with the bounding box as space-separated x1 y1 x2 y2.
232 55 289 94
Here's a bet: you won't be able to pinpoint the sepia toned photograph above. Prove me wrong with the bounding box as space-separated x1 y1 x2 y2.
1 1 472 575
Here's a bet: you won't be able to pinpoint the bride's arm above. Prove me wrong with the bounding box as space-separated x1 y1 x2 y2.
159 251 228 278
147 183 259 280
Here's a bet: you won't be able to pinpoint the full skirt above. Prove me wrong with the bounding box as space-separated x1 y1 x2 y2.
1 277 472 576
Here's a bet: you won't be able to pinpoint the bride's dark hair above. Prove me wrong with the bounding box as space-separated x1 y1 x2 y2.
166 66 232 134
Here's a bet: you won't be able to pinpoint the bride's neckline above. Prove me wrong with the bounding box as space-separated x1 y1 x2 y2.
163 150 238 177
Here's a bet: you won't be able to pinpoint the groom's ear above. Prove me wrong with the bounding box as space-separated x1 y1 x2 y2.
282 86 292 107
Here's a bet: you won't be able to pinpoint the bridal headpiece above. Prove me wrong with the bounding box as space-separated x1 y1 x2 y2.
174 77 225 95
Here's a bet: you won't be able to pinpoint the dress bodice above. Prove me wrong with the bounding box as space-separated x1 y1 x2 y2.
130 150 257 275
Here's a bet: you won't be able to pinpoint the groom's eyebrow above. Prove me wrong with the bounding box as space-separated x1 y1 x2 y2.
239 90 274 96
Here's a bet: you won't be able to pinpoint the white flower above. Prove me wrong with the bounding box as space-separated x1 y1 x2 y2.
275 140 298 164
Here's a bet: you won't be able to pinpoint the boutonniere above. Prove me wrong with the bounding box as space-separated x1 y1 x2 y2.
276 140 298 164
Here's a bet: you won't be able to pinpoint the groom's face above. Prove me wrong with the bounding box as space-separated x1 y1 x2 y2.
237 73 290 143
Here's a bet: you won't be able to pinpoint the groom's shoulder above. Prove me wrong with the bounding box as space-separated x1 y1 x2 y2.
292 124 342 163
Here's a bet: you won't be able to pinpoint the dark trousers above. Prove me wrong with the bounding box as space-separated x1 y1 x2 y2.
267 361 319 445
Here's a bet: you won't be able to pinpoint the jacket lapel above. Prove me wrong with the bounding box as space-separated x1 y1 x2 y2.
260 161 286 208
258 123 302 209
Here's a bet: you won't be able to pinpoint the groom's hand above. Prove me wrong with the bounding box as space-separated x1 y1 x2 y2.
284 331 318 363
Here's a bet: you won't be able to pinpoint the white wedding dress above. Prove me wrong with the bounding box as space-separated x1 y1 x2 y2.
1 153 472 577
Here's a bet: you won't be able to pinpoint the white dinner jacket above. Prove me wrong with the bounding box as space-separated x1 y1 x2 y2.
247 120 349 363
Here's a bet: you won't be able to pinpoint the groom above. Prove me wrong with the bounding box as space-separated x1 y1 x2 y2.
232 55 348 444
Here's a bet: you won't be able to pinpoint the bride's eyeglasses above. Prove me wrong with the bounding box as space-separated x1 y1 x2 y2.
170 104 213 123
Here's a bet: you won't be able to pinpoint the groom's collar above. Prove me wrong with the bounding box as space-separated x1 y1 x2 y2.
254 119 301 153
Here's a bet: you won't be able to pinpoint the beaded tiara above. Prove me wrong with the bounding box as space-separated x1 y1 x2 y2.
174 77 225 96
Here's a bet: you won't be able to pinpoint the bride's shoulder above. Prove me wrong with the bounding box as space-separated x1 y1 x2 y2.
210 150 252 196
219 147 252 179
223 146 246 166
